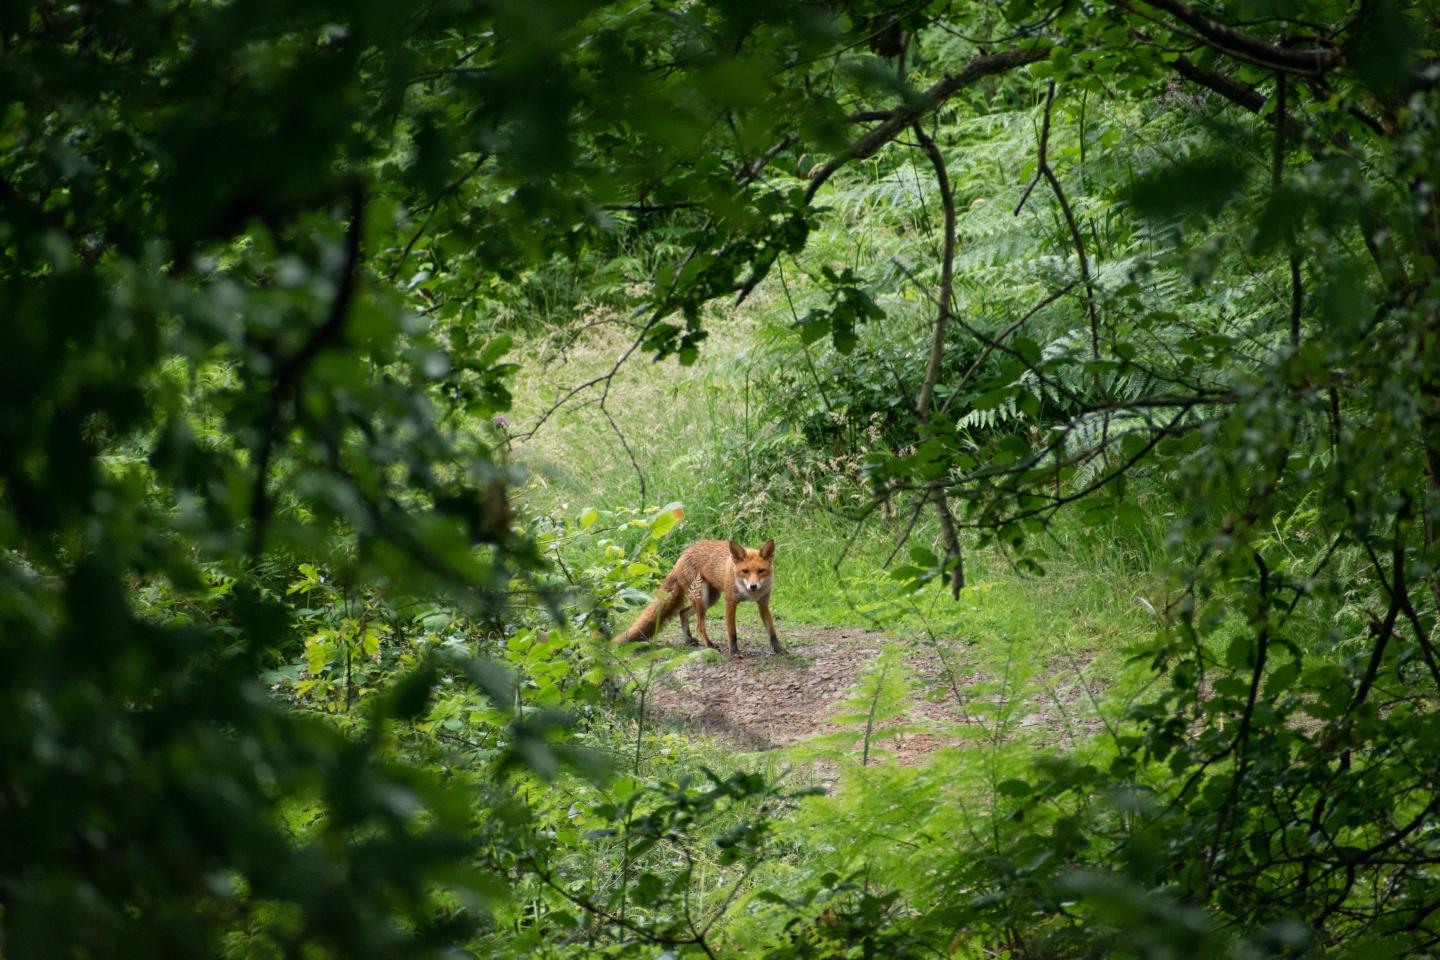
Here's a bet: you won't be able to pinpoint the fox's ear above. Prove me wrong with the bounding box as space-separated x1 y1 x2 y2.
759 539 776 560
727 540 747 562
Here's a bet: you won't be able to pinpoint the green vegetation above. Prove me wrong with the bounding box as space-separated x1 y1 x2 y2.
4 2 1439 958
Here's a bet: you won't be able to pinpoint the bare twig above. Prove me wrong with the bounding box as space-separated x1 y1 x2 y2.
738 134 797 186
1348 501 1410 718
514 311 659 442
957 406 1195 529
777 259 837 414
883 497 929 567
601 401 647 503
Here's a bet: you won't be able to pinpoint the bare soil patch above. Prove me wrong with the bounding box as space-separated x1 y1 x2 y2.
642 621 1109 766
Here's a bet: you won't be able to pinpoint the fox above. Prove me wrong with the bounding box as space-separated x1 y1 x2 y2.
614 539 783 657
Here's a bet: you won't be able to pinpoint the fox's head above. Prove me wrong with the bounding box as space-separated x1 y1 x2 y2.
727 539 776 596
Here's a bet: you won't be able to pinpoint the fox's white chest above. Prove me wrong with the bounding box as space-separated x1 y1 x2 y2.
685 572 769 605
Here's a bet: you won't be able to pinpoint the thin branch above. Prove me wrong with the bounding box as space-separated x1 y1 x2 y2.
938 282 1076 416
1205 549 1273 888
514 310 661 442
911 122 957 431
1271 70 1304 348
527 857 714 953
387 152 489 283
1359 501 1440 695
956 407 1194 528
776 260 838 414
1171 53 1267 110
883 497 929 567
603 200 702 215
911 117 965 598
804 45 1051 204
1079 392 1240 413
249 181 365 560
1017 82 1101 365
1349 501 1411 717
738 134 797 186
600 400 647 503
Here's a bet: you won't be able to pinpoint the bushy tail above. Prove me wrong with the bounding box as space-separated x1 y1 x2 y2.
614 577 687 643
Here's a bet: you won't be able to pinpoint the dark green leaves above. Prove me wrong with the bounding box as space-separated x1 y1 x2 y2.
1346 0 1423 96
1125 155 1249 224
7 1 1440 958
796 266 885 354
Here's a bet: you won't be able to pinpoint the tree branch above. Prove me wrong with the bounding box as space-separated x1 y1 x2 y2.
1270 70 1304 348
911 118 965 598
1171 53 1267 111
1205 549 1273 888
804 45 1051 204
1132 0 1342 75
738 134 796 186
1348 501 1411 718
938 282 1077 416
1016 82 1101 364
250 181 365 560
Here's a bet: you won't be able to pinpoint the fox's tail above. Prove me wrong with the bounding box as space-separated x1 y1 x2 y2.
614 577 687 643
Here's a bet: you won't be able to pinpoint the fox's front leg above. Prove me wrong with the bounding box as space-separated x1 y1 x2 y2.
725 596 741 657
758 599 783 654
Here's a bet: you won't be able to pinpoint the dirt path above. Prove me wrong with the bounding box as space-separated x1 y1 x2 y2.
644 622 1109 767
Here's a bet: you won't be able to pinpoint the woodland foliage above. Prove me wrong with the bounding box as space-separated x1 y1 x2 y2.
2 1 1439 958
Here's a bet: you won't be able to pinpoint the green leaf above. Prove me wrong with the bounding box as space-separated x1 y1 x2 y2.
1126 155 1249 222
996 779 1033 798
648 502 685 539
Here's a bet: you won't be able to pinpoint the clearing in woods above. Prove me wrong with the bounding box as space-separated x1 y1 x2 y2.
640 621 1113 769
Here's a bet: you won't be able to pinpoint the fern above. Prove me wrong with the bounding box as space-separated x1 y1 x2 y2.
797 644 920 767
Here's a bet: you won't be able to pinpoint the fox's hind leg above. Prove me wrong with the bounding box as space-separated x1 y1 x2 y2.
684 575 714 649
679 607 697 646
693 600 717 649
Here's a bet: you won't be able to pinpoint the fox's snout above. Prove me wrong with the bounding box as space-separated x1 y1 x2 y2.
737 571 768 594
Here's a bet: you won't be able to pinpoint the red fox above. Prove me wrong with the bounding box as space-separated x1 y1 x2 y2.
614 539 783 657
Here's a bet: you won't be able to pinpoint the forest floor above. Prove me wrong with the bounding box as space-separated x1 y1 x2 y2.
643 622 1112 771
